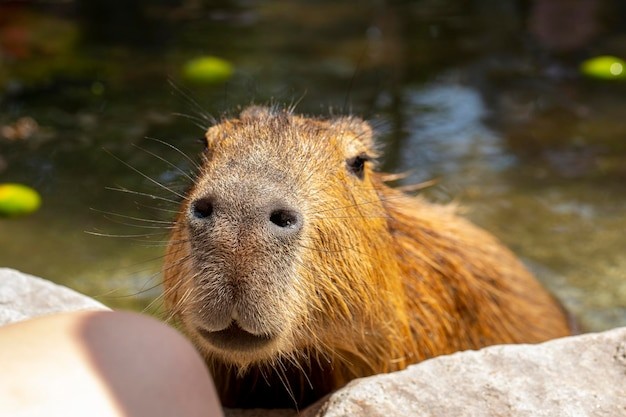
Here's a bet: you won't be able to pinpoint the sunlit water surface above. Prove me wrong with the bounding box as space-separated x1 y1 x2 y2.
1 1 624 331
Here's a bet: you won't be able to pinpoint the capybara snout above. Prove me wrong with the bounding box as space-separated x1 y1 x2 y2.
182 184 307 360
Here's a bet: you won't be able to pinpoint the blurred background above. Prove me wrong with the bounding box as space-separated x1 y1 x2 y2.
0 0 625 331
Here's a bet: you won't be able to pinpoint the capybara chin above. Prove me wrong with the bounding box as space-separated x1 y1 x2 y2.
163 105 572 408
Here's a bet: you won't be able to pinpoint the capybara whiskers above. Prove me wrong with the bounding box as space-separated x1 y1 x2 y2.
145 136 202 172
105 186 181 205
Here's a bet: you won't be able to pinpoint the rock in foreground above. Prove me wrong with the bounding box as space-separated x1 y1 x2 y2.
0 267 108 326
310 327 626 417
1 268 624 416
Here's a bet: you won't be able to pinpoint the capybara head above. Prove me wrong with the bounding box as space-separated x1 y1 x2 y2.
164 105 572 408
164 106 408 369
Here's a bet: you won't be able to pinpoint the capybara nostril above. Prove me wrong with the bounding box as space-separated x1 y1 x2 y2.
191 197 214 220
269 208 302 232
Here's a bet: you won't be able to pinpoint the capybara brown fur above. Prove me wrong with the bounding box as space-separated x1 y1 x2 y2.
163 106 572 409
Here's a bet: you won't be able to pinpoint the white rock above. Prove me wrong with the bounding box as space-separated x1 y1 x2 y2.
0 267 108 326
311 327 626 417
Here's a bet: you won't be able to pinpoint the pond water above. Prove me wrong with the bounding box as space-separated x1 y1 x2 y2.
1 0 625 331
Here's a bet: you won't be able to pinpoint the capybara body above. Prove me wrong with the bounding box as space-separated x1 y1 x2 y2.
163 106 572 408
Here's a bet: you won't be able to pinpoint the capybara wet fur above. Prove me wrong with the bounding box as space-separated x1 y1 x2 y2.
163 106 572 408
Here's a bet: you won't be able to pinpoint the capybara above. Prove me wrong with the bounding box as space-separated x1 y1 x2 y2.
163 106 572 408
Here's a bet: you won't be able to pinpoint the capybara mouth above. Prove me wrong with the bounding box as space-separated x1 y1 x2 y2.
197 322 274 351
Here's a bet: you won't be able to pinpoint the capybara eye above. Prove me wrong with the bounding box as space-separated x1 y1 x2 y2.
346 153 370 179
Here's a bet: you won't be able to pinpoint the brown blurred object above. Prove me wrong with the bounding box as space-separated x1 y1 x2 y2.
529 0 600 52
1 117 39 141
0 4 31 60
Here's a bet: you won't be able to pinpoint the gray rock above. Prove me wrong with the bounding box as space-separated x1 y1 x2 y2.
3 267 624 416
311 327 626 417
0 267 108 326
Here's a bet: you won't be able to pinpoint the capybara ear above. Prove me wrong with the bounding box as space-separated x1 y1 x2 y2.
204 124 221 145
330 116 375 151
239 106 275 121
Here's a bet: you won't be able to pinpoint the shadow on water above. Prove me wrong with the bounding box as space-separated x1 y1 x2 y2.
0 0 625 330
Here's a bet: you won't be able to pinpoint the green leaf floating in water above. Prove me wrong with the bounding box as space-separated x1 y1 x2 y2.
0 183 42 217
182 56 234 84
580 56 626 80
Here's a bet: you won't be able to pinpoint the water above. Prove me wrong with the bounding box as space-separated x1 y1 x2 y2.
1 0 624 331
